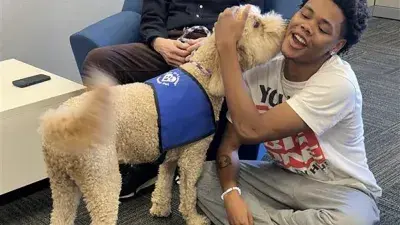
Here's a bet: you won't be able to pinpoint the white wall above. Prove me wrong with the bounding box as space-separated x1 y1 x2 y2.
0 0 4 60
368 0 375 6
375 0 400 7
2 0 125 83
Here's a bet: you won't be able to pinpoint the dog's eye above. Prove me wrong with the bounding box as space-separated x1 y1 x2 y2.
253 21 260 28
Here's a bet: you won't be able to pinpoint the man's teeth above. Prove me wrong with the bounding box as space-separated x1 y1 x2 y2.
294 34 306 45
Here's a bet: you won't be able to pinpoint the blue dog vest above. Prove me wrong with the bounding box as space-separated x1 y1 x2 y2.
145 68 216 152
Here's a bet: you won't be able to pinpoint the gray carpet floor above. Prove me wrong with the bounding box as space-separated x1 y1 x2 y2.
0 17 399 225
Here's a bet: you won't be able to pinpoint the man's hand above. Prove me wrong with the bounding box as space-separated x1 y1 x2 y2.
152 37 190 67
186 37 206 52
224 191 254 225
215 5 251 52
185 37 207 62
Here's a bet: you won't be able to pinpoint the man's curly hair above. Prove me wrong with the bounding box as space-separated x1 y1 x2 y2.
300 0 370 55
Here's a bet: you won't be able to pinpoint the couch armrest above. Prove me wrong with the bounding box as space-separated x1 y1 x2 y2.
70 11 142 75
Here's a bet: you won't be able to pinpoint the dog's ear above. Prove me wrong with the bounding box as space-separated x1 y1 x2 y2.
208 67 225 97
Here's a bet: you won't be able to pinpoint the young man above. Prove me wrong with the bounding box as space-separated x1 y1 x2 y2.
197 1 381 225
82 0 264 199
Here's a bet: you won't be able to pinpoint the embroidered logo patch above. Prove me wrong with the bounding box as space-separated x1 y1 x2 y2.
145 68 216 152
157 71 180 86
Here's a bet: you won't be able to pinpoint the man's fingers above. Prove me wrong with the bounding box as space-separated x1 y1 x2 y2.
192 37 206 45
240 5 251 21
170 54 186 64
223 7 232 14
186 39 197 45
239 220 248 225
174 49 190 57
165 52 186 66
230 6 239 16
175 40 190 50
187 44 197 52
220 6 233 19
248 211 254 225
173 42 191 57
187 42 202 52
187 38 204 45
185 52 195 62
172 48 190 57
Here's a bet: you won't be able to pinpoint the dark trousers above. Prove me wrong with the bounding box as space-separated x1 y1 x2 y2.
82 30 260 161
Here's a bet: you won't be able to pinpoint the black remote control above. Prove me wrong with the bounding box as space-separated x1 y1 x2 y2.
12 74 51 88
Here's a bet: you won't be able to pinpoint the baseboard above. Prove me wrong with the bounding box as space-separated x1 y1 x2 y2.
368 5 375 15
372 5 400 20
0 179 49 206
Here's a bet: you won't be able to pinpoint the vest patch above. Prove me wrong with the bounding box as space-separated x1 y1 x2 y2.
145 68 216 152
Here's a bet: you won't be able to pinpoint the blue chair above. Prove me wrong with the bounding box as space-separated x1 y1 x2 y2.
69 0 301 160
70 0 301 76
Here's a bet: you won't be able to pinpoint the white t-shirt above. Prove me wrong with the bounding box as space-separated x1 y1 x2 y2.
228 54 382 199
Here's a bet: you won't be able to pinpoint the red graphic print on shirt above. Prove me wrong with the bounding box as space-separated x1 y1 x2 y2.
256 103 327 175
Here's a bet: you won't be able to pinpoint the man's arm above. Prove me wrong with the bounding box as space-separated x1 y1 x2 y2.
216 122 241 192
219 47 309 144
217 122 255 225
140 0 170 45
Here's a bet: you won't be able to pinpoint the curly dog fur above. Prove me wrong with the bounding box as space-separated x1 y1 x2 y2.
39 6 286 225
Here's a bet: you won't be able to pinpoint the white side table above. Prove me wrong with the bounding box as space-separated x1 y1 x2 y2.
0 59 86 195
373 0 400 20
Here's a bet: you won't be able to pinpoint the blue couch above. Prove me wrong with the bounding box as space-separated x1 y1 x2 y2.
70 0 301 76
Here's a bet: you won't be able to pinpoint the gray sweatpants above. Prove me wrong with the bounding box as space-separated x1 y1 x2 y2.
197 161 380 225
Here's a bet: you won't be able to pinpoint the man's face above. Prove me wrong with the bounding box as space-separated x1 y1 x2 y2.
281 0 347 63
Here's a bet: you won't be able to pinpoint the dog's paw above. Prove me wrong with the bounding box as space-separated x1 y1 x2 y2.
150 202 171 217
186 214 210 225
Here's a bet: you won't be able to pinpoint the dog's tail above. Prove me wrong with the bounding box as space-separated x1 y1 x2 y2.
38 68 117 153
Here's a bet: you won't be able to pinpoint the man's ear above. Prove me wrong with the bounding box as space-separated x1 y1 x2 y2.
208 68 225 97
333 39 347 53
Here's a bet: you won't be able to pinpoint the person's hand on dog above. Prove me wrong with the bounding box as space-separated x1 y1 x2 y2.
224 191 254 225
152 37 191 67
185 37 207 62
215 5 251 52
187 37 206 52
